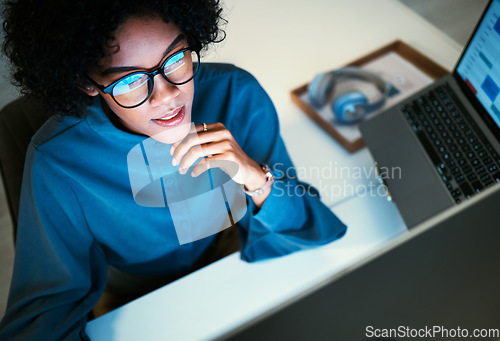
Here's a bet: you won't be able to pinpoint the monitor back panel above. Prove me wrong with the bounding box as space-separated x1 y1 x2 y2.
222 187 500 340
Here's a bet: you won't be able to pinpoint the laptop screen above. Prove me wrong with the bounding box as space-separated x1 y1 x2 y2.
456 0 500 129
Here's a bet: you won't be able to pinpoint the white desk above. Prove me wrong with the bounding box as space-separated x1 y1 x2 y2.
86 0 463 339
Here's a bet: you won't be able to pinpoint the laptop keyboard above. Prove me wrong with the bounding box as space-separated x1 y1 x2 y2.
401 82 500 204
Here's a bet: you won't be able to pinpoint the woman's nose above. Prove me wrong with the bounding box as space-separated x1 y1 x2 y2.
149 74 180 106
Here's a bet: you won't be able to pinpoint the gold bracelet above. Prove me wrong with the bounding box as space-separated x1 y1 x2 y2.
244 164 274 196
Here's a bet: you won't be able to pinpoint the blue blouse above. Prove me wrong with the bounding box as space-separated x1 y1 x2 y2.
0 63 346 340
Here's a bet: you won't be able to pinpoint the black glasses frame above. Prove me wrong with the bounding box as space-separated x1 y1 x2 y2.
87 47 201 109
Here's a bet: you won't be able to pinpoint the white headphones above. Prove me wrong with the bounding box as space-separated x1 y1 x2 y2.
308 67 392 124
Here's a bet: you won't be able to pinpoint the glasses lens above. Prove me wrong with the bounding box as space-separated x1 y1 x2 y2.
112 73 150 107
163 49 199 84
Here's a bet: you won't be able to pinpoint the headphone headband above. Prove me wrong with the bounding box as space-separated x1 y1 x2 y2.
332 67 390 97
308 66 392 124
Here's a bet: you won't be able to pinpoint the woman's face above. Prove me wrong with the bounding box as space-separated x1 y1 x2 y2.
86 15 194 143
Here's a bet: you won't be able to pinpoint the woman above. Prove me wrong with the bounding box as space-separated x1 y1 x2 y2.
0 0 346 339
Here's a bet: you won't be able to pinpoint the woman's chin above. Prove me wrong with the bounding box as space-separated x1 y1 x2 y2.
150 121 192 144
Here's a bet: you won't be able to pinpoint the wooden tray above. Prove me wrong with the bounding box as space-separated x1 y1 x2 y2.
290 40 449 153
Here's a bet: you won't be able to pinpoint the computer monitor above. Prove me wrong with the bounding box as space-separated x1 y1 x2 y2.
221 184 500 340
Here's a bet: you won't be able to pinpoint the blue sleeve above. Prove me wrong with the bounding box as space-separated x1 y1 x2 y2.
232 70 347 262
0 146 107 341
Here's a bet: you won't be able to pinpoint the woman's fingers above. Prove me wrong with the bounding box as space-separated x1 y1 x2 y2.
171 123 231 167
178 140 232 174
169 122 249 183
170 122 221 155
191 154 240 179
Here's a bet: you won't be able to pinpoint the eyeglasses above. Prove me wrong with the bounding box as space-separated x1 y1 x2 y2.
87 47 200 108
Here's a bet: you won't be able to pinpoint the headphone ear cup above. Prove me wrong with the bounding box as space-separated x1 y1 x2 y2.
332 91 369 124
308 72 335 108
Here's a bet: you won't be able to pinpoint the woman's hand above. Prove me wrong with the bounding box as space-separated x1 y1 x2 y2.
170 123 271 207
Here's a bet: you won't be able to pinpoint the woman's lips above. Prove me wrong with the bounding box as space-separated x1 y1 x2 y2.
152 106 185 127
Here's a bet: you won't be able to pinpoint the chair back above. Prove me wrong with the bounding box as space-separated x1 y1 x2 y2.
0 96 50 243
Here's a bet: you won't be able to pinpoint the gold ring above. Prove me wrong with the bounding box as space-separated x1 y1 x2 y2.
202 122 208 132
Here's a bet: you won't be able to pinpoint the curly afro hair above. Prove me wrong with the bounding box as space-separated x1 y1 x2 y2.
2 0 226 117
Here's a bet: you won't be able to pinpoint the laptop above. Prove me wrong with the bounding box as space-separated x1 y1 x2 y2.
359 0 500 228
